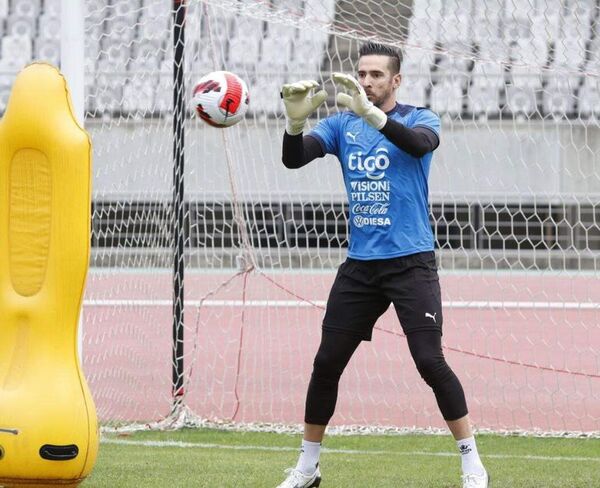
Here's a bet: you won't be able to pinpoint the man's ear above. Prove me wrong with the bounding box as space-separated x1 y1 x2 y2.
393 73 402 90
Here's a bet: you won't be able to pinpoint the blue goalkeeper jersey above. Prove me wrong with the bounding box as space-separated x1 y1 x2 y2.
309 103 440 260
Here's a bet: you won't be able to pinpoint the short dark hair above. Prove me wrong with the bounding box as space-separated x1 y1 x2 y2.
358 42 403 74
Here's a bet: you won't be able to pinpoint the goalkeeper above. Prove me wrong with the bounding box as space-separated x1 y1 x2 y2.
276 42 489 488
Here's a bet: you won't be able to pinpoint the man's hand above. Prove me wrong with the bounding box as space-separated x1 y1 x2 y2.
332 72 387 130
280 80 327 135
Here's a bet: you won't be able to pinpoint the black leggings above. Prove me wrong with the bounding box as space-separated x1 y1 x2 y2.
304 329 468 425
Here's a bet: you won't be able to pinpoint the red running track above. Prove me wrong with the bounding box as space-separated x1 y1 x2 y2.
82 270 600 432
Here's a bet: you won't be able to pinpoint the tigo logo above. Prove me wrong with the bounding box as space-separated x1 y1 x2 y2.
347 148 390 180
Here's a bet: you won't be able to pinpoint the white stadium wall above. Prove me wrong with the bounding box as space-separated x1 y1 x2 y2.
88 121 600 200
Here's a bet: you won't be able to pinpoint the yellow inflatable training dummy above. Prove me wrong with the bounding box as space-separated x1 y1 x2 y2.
0 63 98 486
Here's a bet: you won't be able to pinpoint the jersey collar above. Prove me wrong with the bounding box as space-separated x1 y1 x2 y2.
386 103 415 117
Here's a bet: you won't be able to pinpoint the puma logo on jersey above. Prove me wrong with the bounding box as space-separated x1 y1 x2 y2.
425 312 437 323
346 131 359 142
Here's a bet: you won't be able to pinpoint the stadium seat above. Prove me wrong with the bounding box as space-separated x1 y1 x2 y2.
258 25 297 67
129 41 162 71
128 56 160 73
543 77 578 118
468 80 501 117
512 38 548 66
562 10 592 42
43 0 60 14
154 62 174 113
1 34 32 65
7 15 36 38
431 42 470 89
98 41 131 68
577 77 600 118
292 34 326 78
505 64 542 117
408 0 441 42
510 65 542 89
0 60 13 111
104 18 136 45
397 78 428 108
466 61 504 117
228 34 260 72
505 85 537 117
272 0 303 17
304 0 336 22
477 39 508 66
122 78 156 113
430 80 463 116
0 57 18 82
12 0 40 18
259 35 293 69
501 15 531 43
92 83 123 114
402 46 434 76
531 14 561 43
84 36 100 71
406 18 438 52
84 56 96 79
251 77 285 114
438 14 471 46
111 0 141 23
34 38 59 65
86 0 110 38
0 85 9 112
137 14 169 48
553 37 586 71
38 12 60 40
186 49 214 78
140 0 165 18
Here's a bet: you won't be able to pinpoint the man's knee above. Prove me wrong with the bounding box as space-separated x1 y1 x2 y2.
312 348 344 383
414 354 450 386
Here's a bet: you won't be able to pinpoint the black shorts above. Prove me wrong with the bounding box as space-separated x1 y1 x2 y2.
322 251 443 341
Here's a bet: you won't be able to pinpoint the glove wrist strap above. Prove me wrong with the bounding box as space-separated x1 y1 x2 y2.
364 106 387 130
286 119 306 136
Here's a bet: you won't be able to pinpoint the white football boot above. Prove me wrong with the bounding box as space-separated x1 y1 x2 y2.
276 465 321 488
462 470 489 488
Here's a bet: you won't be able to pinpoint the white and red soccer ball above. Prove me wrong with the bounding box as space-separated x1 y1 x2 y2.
192 71 249 127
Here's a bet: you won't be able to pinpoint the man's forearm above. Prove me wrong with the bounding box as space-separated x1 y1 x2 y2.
282 133 325 169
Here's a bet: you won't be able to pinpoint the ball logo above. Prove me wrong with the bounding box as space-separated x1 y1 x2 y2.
347 148 390 180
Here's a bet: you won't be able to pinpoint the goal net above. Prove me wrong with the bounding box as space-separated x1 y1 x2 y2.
1 0 598 434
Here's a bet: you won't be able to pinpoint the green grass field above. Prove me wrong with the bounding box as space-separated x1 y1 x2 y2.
81 429 600 487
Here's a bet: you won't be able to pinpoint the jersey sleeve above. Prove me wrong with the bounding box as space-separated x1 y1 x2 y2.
307 114 341 156
410 108 441 138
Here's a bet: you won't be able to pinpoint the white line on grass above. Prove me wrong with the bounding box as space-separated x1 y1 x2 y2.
85 299 600 310
101 438 600 463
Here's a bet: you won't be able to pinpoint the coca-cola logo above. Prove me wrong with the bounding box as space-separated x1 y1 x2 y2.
352 202 390 215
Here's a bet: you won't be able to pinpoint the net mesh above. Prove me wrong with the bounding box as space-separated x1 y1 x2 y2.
0 0 598 434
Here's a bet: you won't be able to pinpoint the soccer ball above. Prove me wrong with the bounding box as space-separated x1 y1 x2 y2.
192 71 249 127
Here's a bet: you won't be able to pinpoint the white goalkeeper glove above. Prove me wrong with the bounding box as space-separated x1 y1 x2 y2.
280 80 327 136
332 72 387 130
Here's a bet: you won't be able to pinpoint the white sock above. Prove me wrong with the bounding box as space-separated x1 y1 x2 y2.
457 436 485 476
295 439 321 475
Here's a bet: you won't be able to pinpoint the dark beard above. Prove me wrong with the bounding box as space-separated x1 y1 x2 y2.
371 89 394 108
